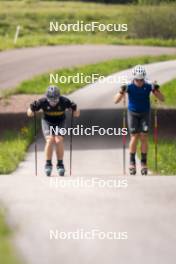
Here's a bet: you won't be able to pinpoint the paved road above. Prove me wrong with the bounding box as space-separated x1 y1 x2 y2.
0 45 176 91
0 57 176 264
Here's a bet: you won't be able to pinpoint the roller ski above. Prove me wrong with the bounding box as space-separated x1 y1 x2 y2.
57 164 65 176
45 164 53 177
141 167 148 176
129 165 136 175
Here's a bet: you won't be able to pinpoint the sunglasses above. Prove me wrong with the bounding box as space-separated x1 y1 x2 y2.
134 79 144 82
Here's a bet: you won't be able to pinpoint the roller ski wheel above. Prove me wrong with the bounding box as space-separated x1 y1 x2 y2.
141 167 148 176
129 166 136 175
45 164 53 177
57 164 65 177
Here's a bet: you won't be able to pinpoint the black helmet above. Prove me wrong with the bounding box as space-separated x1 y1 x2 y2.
46 86 60 103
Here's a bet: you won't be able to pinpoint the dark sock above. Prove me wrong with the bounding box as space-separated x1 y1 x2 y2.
130 153 136 166
46 160 52 166
57 160 63 167
141 153 147 166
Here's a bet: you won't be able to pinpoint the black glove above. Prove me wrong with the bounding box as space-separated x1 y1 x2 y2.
120 84 127 94
71 102 77 111
30 101 38 112
152 83 160 92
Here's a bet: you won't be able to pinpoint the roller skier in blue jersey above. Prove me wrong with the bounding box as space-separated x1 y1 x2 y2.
114 65 165 175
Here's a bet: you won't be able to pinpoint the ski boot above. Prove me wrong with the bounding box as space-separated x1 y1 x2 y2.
141 167 148 176
45 164 53 177
57 164 65 176
129 166 136 175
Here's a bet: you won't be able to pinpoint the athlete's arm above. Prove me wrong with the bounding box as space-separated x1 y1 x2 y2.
152 83 165 102
64 97 80 118
70 102 80 118
114 85 127 104
27 100 42 117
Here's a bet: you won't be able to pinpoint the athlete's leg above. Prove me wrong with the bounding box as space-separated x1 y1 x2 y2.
44 135 55 176
139 112 150 170
128 134 139 175
140 133 148 175
41 118 55 163
129 133 139 154
140 133 148 173
55 136 64 161
128 111 140 173
129 133 138 168
128 111 140 153
54 119 66 163
45 136 55 161
140 132 148 154
55 135 65 176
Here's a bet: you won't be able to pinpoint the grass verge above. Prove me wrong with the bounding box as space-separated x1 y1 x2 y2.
0 209 21 264
1 36 176 51
160 79 176 107
148 137 176 175
146 78 176 175
0 122 36 174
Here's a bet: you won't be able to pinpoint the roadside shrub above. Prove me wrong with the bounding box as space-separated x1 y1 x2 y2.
131 6 176 39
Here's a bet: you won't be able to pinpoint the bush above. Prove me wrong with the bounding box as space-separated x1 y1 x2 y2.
131 6 176 39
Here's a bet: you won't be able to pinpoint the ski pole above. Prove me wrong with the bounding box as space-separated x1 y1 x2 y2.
154 98 158 174
70 110 74 176
34 111 37 176
122 94 126 175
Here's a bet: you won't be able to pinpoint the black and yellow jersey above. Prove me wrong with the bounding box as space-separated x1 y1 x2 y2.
30 96 76 124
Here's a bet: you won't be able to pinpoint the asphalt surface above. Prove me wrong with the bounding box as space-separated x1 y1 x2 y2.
0 46 176 264
0 45 176 91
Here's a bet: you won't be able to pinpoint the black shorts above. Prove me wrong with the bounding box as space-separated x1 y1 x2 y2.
127 111 150 134
41 118 66 137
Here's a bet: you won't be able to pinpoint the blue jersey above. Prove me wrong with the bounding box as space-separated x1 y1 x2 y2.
127 81 153 113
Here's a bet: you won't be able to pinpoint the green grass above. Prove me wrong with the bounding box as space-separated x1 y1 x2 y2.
1 35 176 51
160 79 176 107
0 123 36 174
0 210 21 264
0 1 176 50
6 54 176 96
148 137 176 175
148 79 176 175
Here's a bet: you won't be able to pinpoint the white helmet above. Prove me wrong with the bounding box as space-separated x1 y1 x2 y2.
132 65 146 80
